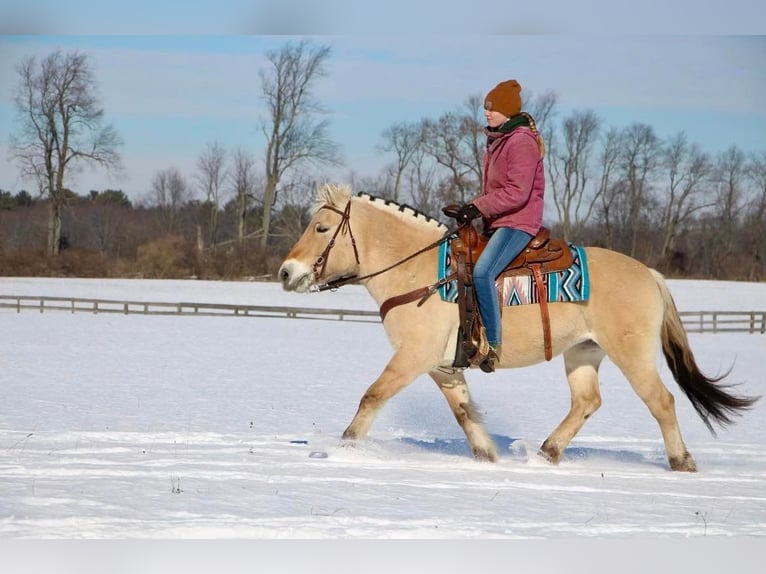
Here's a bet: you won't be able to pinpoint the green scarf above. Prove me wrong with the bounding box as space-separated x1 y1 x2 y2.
486 113 544 157
495 113 530 134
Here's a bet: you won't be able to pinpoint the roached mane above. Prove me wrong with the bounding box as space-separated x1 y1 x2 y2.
312 183 447 232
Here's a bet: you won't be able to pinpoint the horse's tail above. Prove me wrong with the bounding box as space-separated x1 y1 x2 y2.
650 269 759 435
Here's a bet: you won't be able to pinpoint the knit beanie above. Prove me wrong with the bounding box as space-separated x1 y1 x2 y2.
484 79 522 117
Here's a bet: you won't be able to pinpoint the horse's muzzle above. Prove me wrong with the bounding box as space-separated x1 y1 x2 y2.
278 260 312 292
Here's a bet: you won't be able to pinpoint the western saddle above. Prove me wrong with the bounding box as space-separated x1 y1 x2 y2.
442 205 573 369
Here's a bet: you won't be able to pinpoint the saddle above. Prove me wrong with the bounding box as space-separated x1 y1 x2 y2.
442 205 573 367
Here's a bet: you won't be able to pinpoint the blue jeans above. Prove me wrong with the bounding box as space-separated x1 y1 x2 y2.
473 227 533 348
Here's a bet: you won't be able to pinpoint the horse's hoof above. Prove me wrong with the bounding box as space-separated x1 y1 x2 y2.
538 441 561 464
472 447 498 462
669 451 697 472
341 429 357 440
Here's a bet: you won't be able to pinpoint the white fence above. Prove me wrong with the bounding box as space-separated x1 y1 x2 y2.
1 295 765 333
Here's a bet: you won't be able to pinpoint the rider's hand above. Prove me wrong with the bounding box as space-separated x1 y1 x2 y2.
455 203 482 224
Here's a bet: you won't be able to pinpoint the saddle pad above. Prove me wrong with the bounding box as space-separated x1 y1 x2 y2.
437 239 590 307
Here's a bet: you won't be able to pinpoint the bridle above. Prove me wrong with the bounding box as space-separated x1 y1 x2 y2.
309 198 460 293
311 199 360 285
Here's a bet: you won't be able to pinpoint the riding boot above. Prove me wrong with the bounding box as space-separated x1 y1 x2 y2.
479 345 500 373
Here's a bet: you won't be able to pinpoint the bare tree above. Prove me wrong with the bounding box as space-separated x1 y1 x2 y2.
712 146 747 263
229 147 259 246
346 170 392 198
525 90 558 157
405 94 487 208
407 146 439 215
525 90 558 127
0 200 48 250
460 94 488 191
269 176 316 250
657 132 713 266
258 40 342 250
85 189 131 256
744 151 766 279
378 121 422 203
195 141 227 249
149 167 190 234
420 109 481 204
547 109 601 241
618 123 661 258
10 50 122 255
595 127 624 249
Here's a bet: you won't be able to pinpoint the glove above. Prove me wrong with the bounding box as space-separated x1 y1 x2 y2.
455 203 482 224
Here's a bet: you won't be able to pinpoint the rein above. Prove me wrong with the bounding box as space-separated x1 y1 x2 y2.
309 199 461 294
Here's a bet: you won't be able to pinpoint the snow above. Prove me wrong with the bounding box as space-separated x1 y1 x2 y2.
1 276 765 571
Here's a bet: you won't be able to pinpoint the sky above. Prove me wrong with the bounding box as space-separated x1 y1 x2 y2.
0 3 765 203
0 276 764 572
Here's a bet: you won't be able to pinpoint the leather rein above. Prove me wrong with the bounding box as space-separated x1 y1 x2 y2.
309 200 460 316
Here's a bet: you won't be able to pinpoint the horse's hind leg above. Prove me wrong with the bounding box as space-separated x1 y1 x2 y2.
617 358 697 472
540 341 605 464
429 369 497 462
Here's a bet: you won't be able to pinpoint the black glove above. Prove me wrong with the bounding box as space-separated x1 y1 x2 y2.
455 203 482 224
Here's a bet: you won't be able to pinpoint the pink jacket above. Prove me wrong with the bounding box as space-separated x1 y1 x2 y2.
471 126 545 236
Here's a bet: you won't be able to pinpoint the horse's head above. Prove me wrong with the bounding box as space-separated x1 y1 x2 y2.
279 183 361 292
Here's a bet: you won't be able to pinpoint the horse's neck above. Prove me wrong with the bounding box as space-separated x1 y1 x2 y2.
354 200 444 307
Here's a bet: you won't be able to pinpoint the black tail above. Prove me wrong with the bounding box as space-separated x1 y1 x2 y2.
661 337 758 435
651 269 760 434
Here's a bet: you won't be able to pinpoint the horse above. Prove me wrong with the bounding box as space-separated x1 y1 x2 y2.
278 183 758 471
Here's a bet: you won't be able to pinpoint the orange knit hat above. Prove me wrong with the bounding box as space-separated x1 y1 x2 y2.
484 79 522 117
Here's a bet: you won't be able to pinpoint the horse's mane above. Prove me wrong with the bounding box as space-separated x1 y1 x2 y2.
313 183 446 232
313 183 353 212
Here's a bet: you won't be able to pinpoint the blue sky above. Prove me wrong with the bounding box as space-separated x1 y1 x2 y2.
1 4 765 201
2 1 765 35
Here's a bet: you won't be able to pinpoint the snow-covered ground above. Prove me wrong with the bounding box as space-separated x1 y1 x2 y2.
1 277 765 571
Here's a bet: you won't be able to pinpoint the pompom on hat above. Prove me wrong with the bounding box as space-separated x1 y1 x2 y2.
484 79 522 117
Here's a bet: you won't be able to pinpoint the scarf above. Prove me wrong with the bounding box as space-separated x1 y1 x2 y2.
485 113 544 157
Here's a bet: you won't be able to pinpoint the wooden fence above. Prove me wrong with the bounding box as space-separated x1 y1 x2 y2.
0 295 380 323
677 310 766 334
1 295 765 333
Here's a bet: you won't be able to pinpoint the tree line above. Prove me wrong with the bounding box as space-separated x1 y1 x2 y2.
2 43 765 281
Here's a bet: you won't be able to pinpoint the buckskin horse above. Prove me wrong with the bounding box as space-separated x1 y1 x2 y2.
278 183 757 471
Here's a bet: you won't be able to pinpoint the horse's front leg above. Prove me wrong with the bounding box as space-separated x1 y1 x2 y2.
342 350 424 441
429 369 497 462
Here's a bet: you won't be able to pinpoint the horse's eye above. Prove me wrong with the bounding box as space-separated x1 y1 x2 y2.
315 223 329 233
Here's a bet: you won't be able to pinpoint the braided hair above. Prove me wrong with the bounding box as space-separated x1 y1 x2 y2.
520 112 545 158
